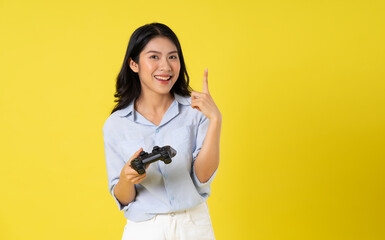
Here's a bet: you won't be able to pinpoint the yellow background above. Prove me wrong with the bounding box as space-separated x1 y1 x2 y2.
1 0 384 239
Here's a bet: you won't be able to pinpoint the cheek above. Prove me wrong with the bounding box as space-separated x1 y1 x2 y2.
142 61 156 72
172 62 181 73
172 65 181 82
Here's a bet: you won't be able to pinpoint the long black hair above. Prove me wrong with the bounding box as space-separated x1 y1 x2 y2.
111 22 192 114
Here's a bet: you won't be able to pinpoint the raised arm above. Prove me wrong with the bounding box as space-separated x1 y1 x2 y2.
191 68 222 183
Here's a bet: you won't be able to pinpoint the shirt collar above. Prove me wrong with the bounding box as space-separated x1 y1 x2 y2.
174 93 191 106
116 100 135 118
116 93 191 118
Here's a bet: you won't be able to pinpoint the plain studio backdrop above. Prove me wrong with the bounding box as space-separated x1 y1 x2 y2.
0 0 384 239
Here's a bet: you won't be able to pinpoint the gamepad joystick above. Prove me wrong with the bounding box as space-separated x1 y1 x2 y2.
130 145 176 175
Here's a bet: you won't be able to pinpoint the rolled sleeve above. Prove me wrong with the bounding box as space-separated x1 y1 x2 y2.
192 114 209 161
192 165 218 188
111 184 133 211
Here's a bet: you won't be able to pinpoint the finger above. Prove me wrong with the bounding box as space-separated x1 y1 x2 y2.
133 172 146 179
191 91 205 99
191 102 202 111
127 170 146 178
202 68 209 94
131 174 146 184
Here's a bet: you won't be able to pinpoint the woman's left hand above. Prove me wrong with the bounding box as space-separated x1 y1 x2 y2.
191 68 222 121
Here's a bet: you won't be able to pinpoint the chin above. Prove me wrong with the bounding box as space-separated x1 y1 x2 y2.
157 90 173 95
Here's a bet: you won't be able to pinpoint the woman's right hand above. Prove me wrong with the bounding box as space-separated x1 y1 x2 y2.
119 148 148 184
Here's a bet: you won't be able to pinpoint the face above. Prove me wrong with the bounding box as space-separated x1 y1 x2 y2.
129 36 181 97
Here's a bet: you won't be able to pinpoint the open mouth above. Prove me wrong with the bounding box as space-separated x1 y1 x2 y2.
154 75 172 81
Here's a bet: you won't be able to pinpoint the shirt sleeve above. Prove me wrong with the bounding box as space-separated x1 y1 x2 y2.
103 123 133 212
191 114 218 194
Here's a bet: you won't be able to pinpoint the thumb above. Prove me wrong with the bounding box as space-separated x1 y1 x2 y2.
129 147 143 161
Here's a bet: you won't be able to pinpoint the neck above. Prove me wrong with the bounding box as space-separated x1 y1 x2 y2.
135 91 175 114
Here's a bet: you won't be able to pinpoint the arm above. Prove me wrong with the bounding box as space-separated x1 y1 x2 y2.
114 148 147 205
113 177 136 205
194 117 221 183
191 68 222 183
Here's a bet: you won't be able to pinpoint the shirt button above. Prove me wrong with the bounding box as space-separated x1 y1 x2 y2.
170 212 175 217
155 129 159 133
163 174 168 179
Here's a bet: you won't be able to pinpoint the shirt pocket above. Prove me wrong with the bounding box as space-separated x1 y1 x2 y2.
118 138 145 163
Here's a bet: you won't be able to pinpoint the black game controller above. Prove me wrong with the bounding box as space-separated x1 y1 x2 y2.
130 146 177 175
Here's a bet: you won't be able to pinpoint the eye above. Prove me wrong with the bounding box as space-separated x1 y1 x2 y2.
150 55 158 59
169 55 178 59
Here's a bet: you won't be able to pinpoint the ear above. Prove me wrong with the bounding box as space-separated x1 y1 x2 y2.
129 58 139 73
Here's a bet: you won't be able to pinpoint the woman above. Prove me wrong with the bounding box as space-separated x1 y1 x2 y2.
103 22 221 240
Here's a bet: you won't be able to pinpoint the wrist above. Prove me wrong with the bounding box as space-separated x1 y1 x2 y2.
209 113 222 124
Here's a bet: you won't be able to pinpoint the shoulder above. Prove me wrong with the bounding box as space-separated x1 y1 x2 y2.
102 112 119 136
103 103 134 134
102 109 129 136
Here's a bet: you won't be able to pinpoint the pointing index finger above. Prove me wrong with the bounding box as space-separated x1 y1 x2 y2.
202 68 209 94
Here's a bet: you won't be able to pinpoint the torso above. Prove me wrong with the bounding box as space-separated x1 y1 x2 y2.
103 94 213 222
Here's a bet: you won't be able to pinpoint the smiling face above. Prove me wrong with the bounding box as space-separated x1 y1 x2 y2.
129 36 181 97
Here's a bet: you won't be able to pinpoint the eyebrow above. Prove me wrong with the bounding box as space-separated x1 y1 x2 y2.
145 50 178 54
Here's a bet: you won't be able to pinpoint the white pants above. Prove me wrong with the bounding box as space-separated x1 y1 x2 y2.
122 202 215 240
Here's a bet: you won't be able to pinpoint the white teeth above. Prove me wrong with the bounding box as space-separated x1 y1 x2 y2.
154 76 171 80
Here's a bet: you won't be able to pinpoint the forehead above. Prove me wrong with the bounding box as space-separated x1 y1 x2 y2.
142 36 177 53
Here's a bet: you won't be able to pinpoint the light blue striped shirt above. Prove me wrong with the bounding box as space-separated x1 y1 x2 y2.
103 94 217 222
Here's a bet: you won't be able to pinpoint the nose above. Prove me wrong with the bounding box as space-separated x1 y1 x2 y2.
159 57 171 72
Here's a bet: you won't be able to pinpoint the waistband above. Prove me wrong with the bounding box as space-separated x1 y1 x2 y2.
155 202 207 217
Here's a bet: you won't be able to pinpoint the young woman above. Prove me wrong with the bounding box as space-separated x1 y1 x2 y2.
103 22 221 240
